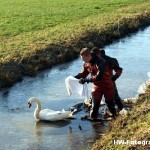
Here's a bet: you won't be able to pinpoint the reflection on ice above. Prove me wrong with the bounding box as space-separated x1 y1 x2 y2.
35 119 71 128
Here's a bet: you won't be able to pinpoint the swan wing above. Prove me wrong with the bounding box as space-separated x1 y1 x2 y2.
40 109 55 113
39 109 72 121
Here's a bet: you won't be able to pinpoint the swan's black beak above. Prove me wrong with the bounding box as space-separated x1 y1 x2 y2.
28 102 32 108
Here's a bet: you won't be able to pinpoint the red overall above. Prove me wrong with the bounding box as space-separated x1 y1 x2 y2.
103 54 123 110
75 53 116 118
77 58 114 102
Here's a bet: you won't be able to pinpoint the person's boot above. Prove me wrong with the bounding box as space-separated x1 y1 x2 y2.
115 97 124 111
105 99 117 119
90 98 100 119
114 83 124 111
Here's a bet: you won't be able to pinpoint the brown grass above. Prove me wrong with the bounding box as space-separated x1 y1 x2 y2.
0 11 150 88
92 86 150 150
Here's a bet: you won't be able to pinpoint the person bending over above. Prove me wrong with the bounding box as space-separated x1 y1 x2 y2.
74 48 117 119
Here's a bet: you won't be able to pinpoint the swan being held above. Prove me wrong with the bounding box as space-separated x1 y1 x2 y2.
27 97 73 121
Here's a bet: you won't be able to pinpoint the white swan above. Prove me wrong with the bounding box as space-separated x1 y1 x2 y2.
27 97 73 121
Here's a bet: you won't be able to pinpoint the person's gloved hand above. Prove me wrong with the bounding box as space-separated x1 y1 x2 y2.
79 78 91 84
111 74 119 81
79 78 87 84
74 75 80 79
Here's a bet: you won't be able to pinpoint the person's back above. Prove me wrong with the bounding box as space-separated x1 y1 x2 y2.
91 47 124 112
102 54 122 81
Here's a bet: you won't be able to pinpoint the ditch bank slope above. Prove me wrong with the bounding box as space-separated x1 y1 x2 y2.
92 85 150 150
0 12 150 88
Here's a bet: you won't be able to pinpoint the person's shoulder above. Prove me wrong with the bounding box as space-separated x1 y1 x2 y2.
92 53 101 61
96 55 106 64
105 55 112 59
111 57 118 62
105 55 118 62
91 53 105 64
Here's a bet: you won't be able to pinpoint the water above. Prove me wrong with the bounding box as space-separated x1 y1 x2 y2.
0 26 150 150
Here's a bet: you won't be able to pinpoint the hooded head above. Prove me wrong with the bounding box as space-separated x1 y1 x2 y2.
91 47 105 58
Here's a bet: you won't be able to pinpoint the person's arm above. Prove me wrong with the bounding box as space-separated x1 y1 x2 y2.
74 63 89 79
93 58 106 81
111 58 123 81
79 57 106 84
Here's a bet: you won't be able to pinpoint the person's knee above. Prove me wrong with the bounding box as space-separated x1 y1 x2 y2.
104 90 114 101
91 91 102 100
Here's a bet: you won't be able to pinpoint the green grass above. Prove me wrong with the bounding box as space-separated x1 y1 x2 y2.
0 0 146 36
0 0 150 63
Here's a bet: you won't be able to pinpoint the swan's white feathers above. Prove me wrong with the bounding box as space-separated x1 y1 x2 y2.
39 110 72 121
28 97 73 121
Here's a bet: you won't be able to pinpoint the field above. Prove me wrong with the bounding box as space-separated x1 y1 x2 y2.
0 1 150 149
0 0 148 37
0 0 150 87
0 0 150 63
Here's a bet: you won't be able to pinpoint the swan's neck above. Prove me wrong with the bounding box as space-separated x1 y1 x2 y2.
32 99 42 120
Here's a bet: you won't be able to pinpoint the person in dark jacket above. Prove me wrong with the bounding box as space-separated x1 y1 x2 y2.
91 47 124 112
74 48 117 119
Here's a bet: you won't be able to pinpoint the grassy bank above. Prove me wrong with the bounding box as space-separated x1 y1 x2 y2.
93 86 150 150
0 0 150 87
1 0 149 37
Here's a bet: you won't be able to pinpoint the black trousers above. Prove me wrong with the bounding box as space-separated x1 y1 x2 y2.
113 82 123 110
90 98 100 119
105 98 117 117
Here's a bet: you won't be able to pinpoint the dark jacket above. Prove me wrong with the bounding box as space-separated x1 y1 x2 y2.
75 53 112 85
102 55 122 79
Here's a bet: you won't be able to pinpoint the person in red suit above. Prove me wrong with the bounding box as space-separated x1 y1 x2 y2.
91 47 124 112
74 48 116 119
